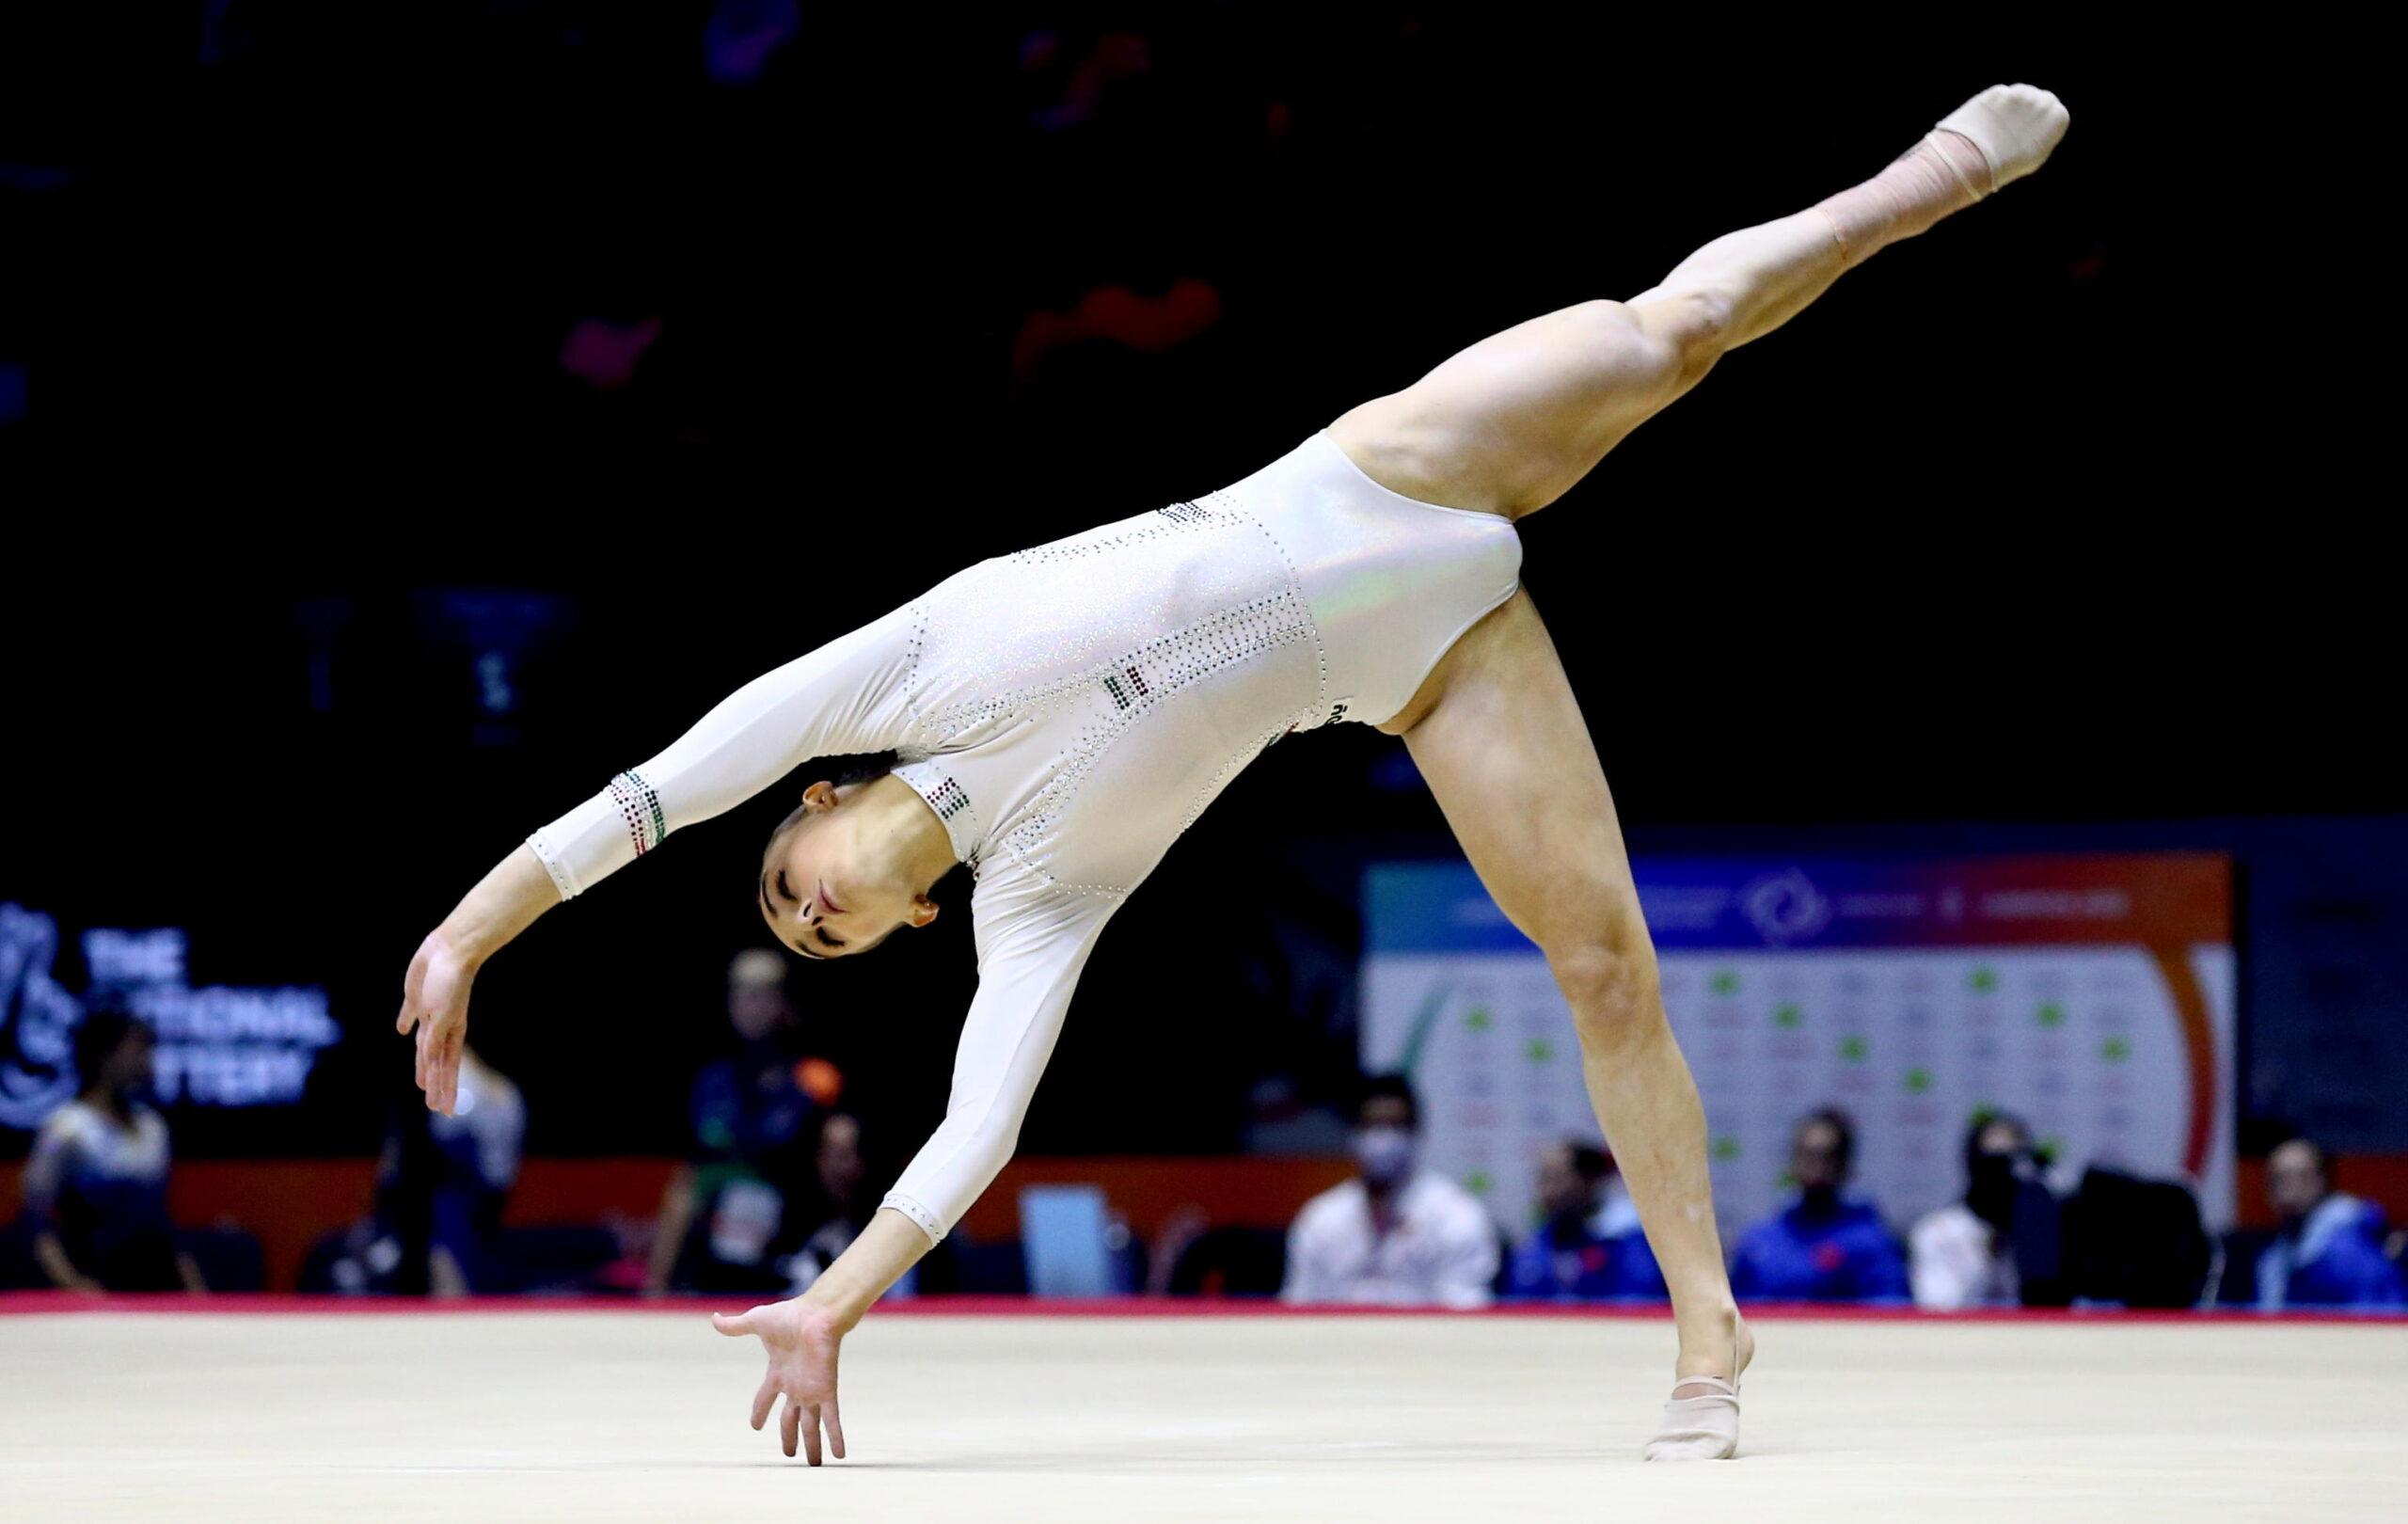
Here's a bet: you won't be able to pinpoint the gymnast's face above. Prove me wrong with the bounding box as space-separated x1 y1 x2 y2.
758 779 939 961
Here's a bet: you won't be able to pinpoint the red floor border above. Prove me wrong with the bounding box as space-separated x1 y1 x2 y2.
2 1292 2401 1323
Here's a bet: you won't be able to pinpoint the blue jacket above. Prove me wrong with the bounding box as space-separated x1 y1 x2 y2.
2256 1195 2405 1310
1731 1192 1909 1302
1506 1216 1666 1301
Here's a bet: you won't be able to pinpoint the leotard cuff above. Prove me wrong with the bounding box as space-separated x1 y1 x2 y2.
880 1190 947 1245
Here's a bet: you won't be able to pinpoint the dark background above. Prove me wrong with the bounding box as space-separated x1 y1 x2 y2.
2 8 2390 1163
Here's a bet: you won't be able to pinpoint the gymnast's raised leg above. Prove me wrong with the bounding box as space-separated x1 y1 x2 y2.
1334 85 2069 1459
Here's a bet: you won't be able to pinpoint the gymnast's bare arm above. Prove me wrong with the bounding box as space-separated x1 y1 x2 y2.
393 846 559 1116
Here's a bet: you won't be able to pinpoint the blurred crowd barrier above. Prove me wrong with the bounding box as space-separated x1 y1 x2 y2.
5 1150 2403 1306
0 1154 1351 1295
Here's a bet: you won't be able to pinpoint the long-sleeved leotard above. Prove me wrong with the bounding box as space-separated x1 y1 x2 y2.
525 430 1522 1243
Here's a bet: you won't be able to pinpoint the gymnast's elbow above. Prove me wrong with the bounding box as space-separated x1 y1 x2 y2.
892 1103 1028 1241
956 1107 1028 1199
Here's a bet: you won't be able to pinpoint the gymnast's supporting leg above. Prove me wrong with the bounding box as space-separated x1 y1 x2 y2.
1349 87 2069 1459
1392 590 1754 1458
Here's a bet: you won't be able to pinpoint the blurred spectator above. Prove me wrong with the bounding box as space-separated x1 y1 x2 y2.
2255 1136 2405 1310
1281 1073 1497 1308
19 1012 204 1294
1148 1205 1288 1297
1910 1112 2051 1310
423 1045 527 1296
645 949 842 1295
1730 1108 1907 1302
308 1087 474 1296
783 1111 915 1296
1504 1141 1664 1301
307 1056 612 1297
2061 1162 2209 1309
1241 1072 1350 1155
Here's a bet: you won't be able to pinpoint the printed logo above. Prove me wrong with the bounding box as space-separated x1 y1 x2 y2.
1 903 341 1128
0 904 83 1130
1740 868 1833 944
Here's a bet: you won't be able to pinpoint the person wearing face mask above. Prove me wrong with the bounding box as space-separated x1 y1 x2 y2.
1281 1074 1499 1309
1909 1112 2053 1310
1728 1108 1906 1303
17 1010 205 1294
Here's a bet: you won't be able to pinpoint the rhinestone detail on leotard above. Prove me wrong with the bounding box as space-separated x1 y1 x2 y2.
999 586 1314 874
606 770 666 857
1004 499 1235 566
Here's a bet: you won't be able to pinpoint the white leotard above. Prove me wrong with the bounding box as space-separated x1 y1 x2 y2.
526 430 1520 1241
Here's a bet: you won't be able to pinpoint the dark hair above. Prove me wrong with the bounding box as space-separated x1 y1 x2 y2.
1356 1072 1421 1130
2274 1135 2333 1182
1964 1108 2030 1153
1564 1142 1612 1184
73 1008 152 1093
1961 1109 2032 1181
1796 1106 1856 1171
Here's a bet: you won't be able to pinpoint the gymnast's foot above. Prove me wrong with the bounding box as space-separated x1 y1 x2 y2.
1644 1311 1753 1462
1814 83 2069 264
1932 83 2072 198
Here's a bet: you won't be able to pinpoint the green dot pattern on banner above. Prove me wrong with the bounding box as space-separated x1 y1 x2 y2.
1465 1170 1493 1195
1524 1040 1554 1064
1360 864 2239 1275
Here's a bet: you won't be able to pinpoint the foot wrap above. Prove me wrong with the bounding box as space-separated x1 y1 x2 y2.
1813 83 2069 264
1642 1373 1741 1462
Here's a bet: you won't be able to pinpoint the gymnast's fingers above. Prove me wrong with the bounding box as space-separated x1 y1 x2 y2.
750 1373 776 1431
396 946 424 1035
825 1395 845 1460
802 1404 823 1467
712 1309 756 1339
436 1027 463 1114
781 1394 801 1458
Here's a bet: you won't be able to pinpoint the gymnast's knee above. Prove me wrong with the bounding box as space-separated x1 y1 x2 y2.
1625 288 1729 389
1545 923 1665 1045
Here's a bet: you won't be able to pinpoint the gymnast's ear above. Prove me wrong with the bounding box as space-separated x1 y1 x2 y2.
908 897 940 929
799 781 839 812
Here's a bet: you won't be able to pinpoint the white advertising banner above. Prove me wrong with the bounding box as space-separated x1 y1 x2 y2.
1360 855 2236 1244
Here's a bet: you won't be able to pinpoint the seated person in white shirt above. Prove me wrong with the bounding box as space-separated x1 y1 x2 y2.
1281 1074 1499 1308
1909 1111 2040 1310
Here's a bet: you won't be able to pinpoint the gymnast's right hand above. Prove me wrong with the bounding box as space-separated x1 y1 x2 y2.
714 1299 848 1464
395 928 474 1115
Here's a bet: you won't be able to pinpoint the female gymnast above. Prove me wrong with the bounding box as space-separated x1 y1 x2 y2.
396 84 2067 1463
